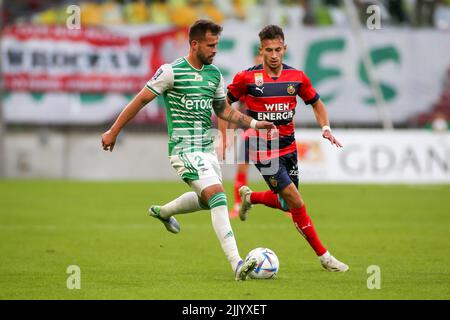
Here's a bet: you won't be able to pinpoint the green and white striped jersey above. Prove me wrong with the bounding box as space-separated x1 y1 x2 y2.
146 57 226 156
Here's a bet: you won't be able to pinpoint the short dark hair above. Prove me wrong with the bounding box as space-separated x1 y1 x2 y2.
258 25 285 42
188 19 223 43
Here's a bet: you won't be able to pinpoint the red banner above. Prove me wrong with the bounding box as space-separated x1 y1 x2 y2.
2 25 186 93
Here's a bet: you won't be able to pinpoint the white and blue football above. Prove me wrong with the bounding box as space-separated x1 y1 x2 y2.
245 247 279 279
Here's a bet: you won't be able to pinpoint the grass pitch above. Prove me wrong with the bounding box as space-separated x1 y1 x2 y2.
0 180 449 300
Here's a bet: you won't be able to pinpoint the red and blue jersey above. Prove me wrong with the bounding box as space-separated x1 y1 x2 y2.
227 63 320 161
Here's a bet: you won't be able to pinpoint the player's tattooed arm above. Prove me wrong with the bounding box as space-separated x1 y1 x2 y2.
213 100 252 128
213 100 275 130
212 99 227 115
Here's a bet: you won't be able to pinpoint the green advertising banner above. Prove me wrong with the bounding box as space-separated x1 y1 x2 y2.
3 24 449 125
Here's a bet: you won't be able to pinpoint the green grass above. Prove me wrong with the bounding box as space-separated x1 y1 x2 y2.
1 181 449 300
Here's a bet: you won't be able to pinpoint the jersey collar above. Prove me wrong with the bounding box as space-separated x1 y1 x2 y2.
184 57 205 72
263 63 284 80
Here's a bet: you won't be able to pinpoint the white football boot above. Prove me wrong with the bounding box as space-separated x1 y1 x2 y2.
149 205 180 234
234 258 258 281
238 186 253 221
319 251 349 272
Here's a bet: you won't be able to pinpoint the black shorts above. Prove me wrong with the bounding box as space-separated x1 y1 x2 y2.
254 151 299 194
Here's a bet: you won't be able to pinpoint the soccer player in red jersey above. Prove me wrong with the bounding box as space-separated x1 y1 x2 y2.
223 25 349 272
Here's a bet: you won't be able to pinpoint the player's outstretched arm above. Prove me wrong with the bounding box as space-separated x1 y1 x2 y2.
213 99 275 131
312 99 343 148
101 87 157 152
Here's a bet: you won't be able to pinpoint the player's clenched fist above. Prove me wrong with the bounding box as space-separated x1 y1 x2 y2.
101 130 117 152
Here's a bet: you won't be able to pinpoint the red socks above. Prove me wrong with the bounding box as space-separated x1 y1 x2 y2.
249 189 326 256
234 171 247 205
290 206 327 256
250 190 284 211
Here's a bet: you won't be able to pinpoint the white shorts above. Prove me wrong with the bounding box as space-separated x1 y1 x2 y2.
169 151 222 196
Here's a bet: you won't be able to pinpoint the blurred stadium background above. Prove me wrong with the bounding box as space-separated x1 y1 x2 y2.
0 0 449 181
1 0 450 300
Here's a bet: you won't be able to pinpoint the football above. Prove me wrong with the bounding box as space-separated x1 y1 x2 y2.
245 247 279 279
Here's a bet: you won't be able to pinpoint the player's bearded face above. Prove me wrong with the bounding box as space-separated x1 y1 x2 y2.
196 32 219 65
260 37 286 70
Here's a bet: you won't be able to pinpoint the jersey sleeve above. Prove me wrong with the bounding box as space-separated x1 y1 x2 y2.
145 64 174 95
227 71 248 103
298 71 320 105
214 75 226 101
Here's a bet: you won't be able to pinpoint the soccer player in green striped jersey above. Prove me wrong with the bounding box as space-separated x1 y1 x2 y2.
101 20 274 280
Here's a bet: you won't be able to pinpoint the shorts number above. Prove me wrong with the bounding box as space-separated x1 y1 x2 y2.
194 156 205 168
289 170 298 176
